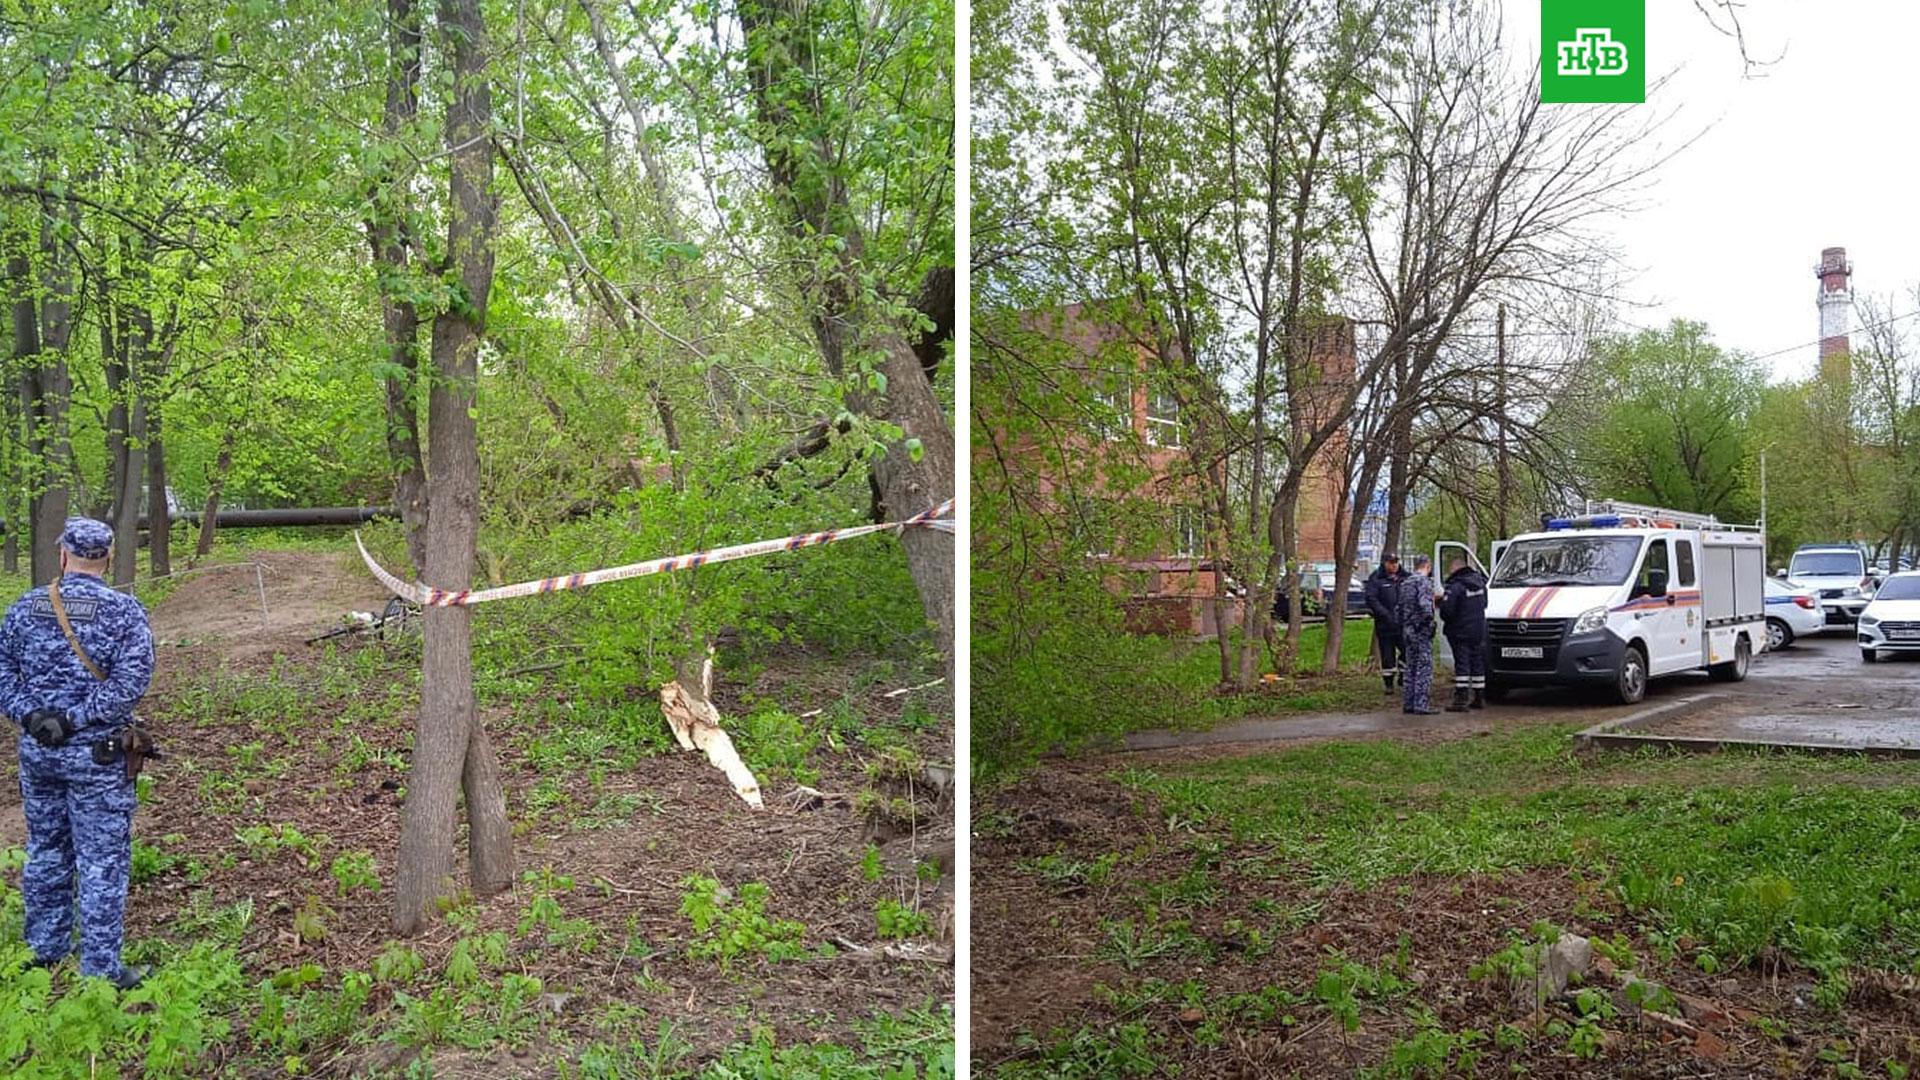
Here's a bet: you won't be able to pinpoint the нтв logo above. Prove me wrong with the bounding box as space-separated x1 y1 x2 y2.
1557 28 1628 77
1541 0 1644 104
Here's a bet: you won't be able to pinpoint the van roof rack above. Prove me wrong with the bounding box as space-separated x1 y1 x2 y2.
1536 500 1763 534
1582 500 1723 528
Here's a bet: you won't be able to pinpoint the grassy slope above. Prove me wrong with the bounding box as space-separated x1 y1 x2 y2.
990 727 1920 1077
0 543 954 1079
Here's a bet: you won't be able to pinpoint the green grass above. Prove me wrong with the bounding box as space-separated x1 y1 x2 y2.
1125 726 1920 973
1159 623 1383 723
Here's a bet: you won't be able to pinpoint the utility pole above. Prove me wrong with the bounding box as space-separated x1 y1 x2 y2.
1496 303 1510 538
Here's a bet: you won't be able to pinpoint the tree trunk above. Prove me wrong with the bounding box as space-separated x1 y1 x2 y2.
101 305 127 522
807 321 956 666
394 0 512 935
371 0 430 574
737 0 957 672
148 408 170 578
110 308 151 587
196 425 236 557
30 211 73 583
1382 410 1413 560
1326 450 1388 674
11 248 43 580
114 394 145 586
1495 303 1510 539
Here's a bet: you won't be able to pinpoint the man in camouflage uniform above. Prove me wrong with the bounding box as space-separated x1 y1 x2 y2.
1397 554 1441 715
1 518 155 988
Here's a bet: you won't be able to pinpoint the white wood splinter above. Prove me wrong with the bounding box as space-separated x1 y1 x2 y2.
659 653 764 809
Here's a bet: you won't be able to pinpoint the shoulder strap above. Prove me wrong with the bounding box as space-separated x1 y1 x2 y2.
48 579 107 682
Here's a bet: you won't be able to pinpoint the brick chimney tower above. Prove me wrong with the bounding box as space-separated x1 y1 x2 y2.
1817 246 1852 377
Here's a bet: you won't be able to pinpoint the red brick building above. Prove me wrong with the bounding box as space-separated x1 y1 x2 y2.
992 303 1360 637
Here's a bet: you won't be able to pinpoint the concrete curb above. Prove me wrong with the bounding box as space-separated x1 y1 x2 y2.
1572 693 1725 753
1579 731 1920 758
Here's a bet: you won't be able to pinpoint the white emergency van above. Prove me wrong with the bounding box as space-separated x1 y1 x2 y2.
1439 501 1768 705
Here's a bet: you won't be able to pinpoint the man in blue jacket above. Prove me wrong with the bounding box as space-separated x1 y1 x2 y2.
1 518 155 988
1440 555 1490 712
1363 553 1409 693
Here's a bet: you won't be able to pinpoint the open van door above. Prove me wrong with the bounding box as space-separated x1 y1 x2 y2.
1432 541 1486 672
1489 540 1510 580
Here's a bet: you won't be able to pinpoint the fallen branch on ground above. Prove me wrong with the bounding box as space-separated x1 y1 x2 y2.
659 654 764 809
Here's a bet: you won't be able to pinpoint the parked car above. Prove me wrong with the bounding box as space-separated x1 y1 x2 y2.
1762 576 1823 650
1271 567 1326 623
1328 572 1374 614
1783 544 1875 625
1268 565 1368 622
1316 565 1368 614
1858 571 1920 661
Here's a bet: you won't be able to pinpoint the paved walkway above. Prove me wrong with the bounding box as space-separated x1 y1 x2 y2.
1122 636 1911 755
1119 702 1608 751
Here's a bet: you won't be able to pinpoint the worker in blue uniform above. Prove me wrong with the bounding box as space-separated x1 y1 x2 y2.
1 518 155 988
1397 554 1440 715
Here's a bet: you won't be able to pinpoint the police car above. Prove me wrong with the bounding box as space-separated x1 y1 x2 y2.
1440 501 1767 705
1762 576 1824 649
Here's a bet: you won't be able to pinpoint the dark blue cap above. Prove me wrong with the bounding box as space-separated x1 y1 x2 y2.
59 518 113 560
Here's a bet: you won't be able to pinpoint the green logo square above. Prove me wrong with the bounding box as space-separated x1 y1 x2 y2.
1541 0 1645 103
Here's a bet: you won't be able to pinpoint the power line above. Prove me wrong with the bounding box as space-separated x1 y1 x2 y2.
1744 307 1920 363
1413 307 1920 361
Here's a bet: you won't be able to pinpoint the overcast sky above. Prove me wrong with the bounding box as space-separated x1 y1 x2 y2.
1501 0 1920 381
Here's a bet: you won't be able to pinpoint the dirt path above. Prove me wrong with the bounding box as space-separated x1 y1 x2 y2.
149 550 397 663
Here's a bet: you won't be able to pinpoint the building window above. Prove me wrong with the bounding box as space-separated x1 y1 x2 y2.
1146 389 1182 448
1171 505 1203 557
1088 377 1133 441
1065 494 1115 557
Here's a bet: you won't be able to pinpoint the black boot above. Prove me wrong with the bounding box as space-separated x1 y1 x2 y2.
1383 674 1396 694
1470 688 1487 710
1446 686 1470 713
110 965 149 991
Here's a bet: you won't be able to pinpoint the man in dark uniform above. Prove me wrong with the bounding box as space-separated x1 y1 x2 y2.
1362 553 1409 693
1397 554 1440 715
1440 555 1490 712
1 518 155 988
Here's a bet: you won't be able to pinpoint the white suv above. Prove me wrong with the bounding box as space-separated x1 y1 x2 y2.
1785 545 1874 626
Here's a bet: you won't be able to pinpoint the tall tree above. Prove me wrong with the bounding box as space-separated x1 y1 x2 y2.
735 0 957 666
368 0 431 573
393 0 516 934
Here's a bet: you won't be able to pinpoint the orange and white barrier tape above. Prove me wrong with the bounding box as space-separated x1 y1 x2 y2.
356 499 954 608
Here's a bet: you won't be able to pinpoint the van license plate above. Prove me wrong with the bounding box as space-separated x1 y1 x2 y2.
1501 646 1544 659
1891 629 1920 641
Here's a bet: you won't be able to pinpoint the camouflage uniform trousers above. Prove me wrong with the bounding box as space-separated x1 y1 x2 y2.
1401 631 1435 711
18 736 137 977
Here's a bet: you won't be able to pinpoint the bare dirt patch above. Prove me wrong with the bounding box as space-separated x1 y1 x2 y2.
147 551 397 664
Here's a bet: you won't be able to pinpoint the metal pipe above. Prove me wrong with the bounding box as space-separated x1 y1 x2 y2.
136 507 396 529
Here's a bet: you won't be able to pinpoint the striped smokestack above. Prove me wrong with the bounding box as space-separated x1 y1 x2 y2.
1817 246 1852 376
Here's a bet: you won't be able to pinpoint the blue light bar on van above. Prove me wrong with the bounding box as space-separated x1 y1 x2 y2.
1545 514 1624 531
